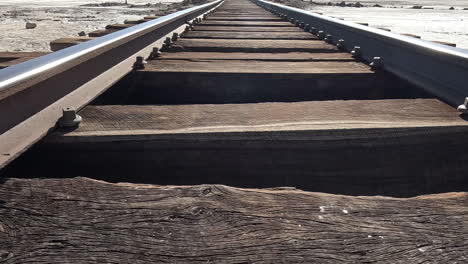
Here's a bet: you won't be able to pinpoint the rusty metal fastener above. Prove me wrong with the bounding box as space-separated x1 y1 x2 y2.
317 30 326 39
134 56 147 70
337 39 346 49
351 46 361 58
172 32 179 42
370 57 383 70
58 107 82 128
164 37 172 46
457 98 468 113
150 47 161 59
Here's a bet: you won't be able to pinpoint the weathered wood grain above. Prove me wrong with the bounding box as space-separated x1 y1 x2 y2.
0 52 49 69
105 23 135 30
88 28 118 37
193 26 303 31
200 20 294 27
157 51 354 61
182 31 317 39
6 99 466 197
135 59 421 103
206 16 283 21
55 99 468 135
168 39 338 52
50 37 95 51
124 18 154 24
145 59 370 73
0 177 467 263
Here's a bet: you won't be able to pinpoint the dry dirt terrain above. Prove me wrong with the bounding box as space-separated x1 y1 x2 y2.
0 0 190 52
0 0 467 51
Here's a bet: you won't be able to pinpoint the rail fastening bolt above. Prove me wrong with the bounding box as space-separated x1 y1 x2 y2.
457 97 468 114
58 107 82 128
337 39 346 49
309 27 317 34
351 46 361 58
370 57 383 70
150 47 161 59
134 56 147 70
164 37 172 46
317 30 326 39
172 32 179 42
304 24 310 31
324 34 333 43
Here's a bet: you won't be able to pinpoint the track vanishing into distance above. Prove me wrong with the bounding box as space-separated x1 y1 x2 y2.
1 0 468 262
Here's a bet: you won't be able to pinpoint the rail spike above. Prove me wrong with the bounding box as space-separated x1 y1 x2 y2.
457 98 468 114
370 57 384 70
337 39 346 50
58 107 82 128
351 46 361 58
133 56 147 70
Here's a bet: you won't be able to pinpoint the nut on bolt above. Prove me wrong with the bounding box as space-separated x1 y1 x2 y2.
351 46 361 58
457 97 468 114
58 107 82 128
337 39 346 49
370 57 383 70
134 56 147 70
150 47 161 59
172 32 179 42
317 30 326 39
309 27 317 34
324 34 333 43
164 37 172 46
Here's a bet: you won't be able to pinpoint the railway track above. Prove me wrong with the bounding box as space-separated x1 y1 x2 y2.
1 0 468 262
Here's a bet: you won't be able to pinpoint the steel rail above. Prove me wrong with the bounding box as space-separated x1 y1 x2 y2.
0 0 223 168
253 0 468 108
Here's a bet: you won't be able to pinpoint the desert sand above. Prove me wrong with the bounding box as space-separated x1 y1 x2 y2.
307 0 468 49
0 0 186 52
0 0 467 51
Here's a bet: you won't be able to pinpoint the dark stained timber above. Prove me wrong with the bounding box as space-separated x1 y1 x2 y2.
0 177 467 263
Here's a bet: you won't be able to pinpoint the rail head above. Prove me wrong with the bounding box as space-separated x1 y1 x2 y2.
0 0 223 169
252 0 468 108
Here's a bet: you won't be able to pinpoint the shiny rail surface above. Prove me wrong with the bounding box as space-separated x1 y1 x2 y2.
0 0 223 168
253 0 468 108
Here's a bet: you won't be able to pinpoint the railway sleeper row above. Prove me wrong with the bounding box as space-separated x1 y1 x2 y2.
2 0 468 198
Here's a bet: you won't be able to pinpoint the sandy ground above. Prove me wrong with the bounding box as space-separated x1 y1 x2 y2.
0 0 186 52
0 0 467 52
309 8 468 49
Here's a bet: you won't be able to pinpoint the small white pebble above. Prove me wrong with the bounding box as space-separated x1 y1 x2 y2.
379 236 384 239
318 215 324 220
319 206 325 212
418 248 426 252
342 209 348 214
367 235 372 238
